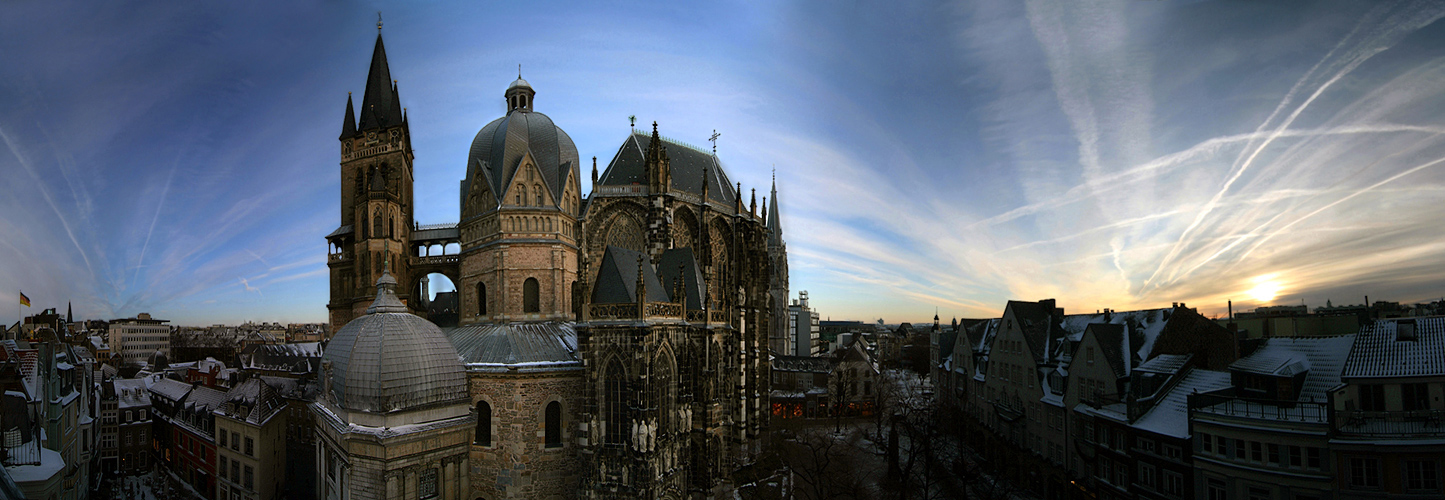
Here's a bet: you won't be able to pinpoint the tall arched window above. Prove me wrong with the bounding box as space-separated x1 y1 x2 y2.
655 355 675 435
535 184 543 206
475 400 491 446
545 401 562 448
476 282 487 316
373 213 382 240
523 278 540 313
605 360 627 445
387 216 394 239
516 185 524 205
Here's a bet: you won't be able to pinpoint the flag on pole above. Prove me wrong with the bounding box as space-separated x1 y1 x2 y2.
19 291 30 307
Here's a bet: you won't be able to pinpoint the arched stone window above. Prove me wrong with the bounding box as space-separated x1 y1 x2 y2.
535 184 543 206
516 185 524 205
545 401 562 448
605 360 627 445
476 281 487 316
475 400 491 446
523 278 540 313
387 216 394 239
373 212 383 241
655 354 675 435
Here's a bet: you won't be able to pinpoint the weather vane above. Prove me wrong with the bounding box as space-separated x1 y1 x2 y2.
709 129 720 153
629 115 636 130
377 12 383 33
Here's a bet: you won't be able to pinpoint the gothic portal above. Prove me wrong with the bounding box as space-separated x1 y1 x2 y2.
322 30 788 500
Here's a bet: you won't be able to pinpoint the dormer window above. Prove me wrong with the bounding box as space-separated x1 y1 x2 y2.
1396 319 1417 341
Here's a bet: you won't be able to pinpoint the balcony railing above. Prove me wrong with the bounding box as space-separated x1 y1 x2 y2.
342 142 396 162
1334 409 1445 437
412 255 459 266
685 309 731 324
588 302 684 321
1187 392 1329 423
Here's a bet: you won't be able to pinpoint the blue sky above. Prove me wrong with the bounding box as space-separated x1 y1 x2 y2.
6 0 1445 326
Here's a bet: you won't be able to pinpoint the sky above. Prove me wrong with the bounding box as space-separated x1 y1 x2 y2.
6 1 1445 326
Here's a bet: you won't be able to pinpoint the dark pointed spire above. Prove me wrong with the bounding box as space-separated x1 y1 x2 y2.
357 33 401 131
340 93 357 140
66 302 72 325
768 170 784 247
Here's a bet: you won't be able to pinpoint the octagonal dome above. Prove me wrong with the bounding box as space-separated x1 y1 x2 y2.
462 81 579 215
322 270 467 413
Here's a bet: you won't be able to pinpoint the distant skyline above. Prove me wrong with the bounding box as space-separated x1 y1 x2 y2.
6 1 1445 326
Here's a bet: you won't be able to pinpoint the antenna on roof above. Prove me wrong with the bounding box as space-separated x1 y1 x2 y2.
709 129 720 154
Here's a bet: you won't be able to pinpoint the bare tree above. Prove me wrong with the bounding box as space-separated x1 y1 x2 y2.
772 424 874 500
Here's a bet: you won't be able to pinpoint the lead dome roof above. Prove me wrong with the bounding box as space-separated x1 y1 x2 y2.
322 270 467 413
463 82 579 213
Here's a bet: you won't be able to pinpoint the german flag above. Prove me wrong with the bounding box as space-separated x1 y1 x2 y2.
19 291 30 307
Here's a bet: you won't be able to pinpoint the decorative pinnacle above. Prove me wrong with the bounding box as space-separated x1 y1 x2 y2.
377 12 382 33
518 64 522 79
709 129 720 154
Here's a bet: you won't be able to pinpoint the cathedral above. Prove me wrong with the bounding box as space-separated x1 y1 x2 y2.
315 28 788 500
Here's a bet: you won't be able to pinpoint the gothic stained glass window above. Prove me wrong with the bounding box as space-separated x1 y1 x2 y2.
655 354 675 434
605 360 627 445
606 213 646 253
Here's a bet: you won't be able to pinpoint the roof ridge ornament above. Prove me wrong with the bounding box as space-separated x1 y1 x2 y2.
377 12 382 33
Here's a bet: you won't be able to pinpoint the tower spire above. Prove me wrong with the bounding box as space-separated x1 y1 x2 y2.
340 92 357 139
357 28 401 131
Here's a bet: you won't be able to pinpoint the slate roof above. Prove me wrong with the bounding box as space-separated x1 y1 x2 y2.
1086 323 1130 379
245 342 323 373
1342 318 1445 379
1234 336 1355 400
1131 369 1233 439
113 378 151 409
591 246 670 304
596 131 738 206
149 378 193 403
1136 353 1192 375
656 247 706 310
217 378 285 426
412 223 459 242
325 225 354 239
465 107 578 210
354 34 403 132
444 322 579 368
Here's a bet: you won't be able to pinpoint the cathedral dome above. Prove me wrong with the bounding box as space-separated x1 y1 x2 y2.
321 269 467 413
463 80 579 213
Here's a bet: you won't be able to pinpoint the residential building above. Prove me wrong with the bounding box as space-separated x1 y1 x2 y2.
216 377 287 500
1187 335 1353 500
1330 318 1445 498
104 378 153 474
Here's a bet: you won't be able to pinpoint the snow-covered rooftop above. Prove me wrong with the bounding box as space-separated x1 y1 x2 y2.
1342 318 1445 379
1131 369 1232 439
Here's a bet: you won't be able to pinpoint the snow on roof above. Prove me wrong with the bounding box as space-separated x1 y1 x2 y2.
5 447 63 483
114 378 152 409
1342 318 1445 379
149 378 194 402
1136 354 1193 375
1130 369 1232 438
1235 336 1355 400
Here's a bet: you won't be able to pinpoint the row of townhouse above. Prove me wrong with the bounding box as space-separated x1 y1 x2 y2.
1 334 98 500
936 299 1239 500
941 299 1445 500
148 375 288 500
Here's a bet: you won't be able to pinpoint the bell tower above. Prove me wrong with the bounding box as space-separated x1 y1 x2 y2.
327 27 416 333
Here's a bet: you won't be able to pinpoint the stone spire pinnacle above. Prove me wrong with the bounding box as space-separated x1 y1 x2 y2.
340 92 357 140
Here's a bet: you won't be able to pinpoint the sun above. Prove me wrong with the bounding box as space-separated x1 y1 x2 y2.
1247 275 1282 303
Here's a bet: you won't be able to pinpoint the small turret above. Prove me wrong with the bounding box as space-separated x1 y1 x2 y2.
340 93 357 140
